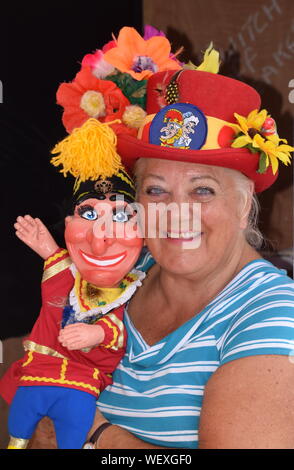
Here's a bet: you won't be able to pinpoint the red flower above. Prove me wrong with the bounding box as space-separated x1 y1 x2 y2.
57 67 130 133
102 40 116 53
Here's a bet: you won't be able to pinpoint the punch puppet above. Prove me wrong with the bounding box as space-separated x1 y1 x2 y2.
0 24 198 448
0 119 144 449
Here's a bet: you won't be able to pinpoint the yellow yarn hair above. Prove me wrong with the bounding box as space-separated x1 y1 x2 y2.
51 118 123 191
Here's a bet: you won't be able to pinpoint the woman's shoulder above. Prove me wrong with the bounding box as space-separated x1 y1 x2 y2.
217 258 294 366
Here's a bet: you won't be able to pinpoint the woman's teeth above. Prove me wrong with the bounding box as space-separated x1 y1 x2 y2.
166 231 201 239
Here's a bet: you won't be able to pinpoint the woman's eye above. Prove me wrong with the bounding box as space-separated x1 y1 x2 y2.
194 186 215 197
145 187 166 196
78 206 98 220
112 209 132 223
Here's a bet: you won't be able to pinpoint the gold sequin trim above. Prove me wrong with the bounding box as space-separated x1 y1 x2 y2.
42 257 72 282
23 340 67 359
7 437 29 449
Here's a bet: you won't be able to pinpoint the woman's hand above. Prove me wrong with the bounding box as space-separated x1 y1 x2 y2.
14 215 59 260
58 323 105 350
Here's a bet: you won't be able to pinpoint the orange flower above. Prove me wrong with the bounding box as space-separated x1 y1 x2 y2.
103 27 181 81
57 67 130 133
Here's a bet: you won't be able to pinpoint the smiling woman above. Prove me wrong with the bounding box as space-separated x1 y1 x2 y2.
86 68 294 450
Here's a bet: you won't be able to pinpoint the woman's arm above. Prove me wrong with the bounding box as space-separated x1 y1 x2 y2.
87 409 173 449
198 354 294 449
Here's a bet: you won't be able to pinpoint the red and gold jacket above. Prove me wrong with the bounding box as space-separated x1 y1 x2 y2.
0 249 126 402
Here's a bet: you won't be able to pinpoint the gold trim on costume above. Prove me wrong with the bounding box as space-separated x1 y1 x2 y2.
44 249 69 268
60 359 68 380
23 340 68 359
19 375 100 395
42 257 72 283
107 313 125 349
7 437 29 449
99 313 124 350
99 318 118 349
93 368 99 380
22 351 34 367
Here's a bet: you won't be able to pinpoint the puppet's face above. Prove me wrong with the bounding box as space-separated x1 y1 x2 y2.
64 195 143 287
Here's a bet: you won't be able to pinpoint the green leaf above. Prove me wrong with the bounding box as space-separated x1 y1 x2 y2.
246 143 260 154
131 85 147 98
257 152 267 174
106 72 147 107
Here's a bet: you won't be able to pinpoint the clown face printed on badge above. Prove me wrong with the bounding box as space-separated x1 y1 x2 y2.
149 103 208 150
64 195 143 287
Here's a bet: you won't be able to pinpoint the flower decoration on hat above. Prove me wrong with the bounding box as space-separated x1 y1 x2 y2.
57 67 131 134
103 26 182 81
231 109 293 174
184 42 221 74
57 25 221 140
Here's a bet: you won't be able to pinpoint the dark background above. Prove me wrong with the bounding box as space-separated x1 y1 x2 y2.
0 0 142 339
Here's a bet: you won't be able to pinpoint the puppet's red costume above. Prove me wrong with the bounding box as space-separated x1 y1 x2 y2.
0 248 127 405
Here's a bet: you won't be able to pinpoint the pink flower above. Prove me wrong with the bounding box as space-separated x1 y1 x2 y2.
81 49 115 79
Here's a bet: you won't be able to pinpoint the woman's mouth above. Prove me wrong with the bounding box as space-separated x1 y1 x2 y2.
79 250 127 267
166 231 202 240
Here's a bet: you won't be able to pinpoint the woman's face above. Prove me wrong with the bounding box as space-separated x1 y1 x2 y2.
65 195 143 287
137 158 252 278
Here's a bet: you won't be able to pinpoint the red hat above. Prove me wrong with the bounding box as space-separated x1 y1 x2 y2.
117 70 280 192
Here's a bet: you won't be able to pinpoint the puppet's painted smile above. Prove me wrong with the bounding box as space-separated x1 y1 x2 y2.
79 249 127 267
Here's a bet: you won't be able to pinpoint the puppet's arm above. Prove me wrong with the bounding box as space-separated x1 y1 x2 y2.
15 215 59 260
58 323 105 350
58 309 125 351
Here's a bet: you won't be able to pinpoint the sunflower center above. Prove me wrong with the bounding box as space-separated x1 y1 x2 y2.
248 128 262 139
132 56 158 73
80 90 106 118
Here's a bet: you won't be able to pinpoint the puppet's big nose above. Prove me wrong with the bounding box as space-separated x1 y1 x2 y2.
86 224 116 255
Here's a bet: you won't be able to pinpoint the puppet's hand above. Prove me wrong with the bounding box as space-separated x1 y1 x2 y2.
58 323 105 350
14 215 59 260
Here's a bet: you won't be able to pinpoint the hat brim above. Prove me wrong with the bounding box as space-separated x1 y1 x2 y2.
117 134 277 193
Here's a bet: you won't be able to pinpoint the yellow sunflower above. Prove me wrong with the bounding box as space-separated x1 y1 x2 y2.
252 134 293 174
231 109 293 174
231 109 268 148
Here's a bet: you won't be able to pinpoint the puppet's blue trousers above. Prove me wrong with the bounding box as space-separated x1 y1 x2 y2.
8 385 97 449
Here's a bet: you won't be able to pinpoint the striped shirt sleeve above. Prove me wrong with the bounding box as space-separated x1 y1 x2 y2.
219 283 294 365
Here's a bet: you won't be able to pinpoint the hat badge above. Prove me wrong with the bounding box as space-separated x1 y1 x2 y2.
149 103 208 150
94 179 113 194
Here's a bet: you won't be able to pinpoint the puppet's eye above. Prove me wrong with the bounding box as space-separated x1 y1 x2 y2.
78 206 98 221
82 210 98 220
112 208 132 223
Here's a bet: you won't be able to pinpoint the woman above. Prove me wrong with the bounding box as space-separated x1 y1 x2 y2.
84 69 294 449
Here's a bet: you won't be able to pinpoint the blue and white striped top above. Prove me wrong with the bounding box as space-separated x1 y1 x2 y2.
97 251 294 448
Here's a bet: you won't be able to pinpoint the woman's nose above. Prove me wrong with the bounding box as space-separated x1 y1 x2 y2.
86 226 116 255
